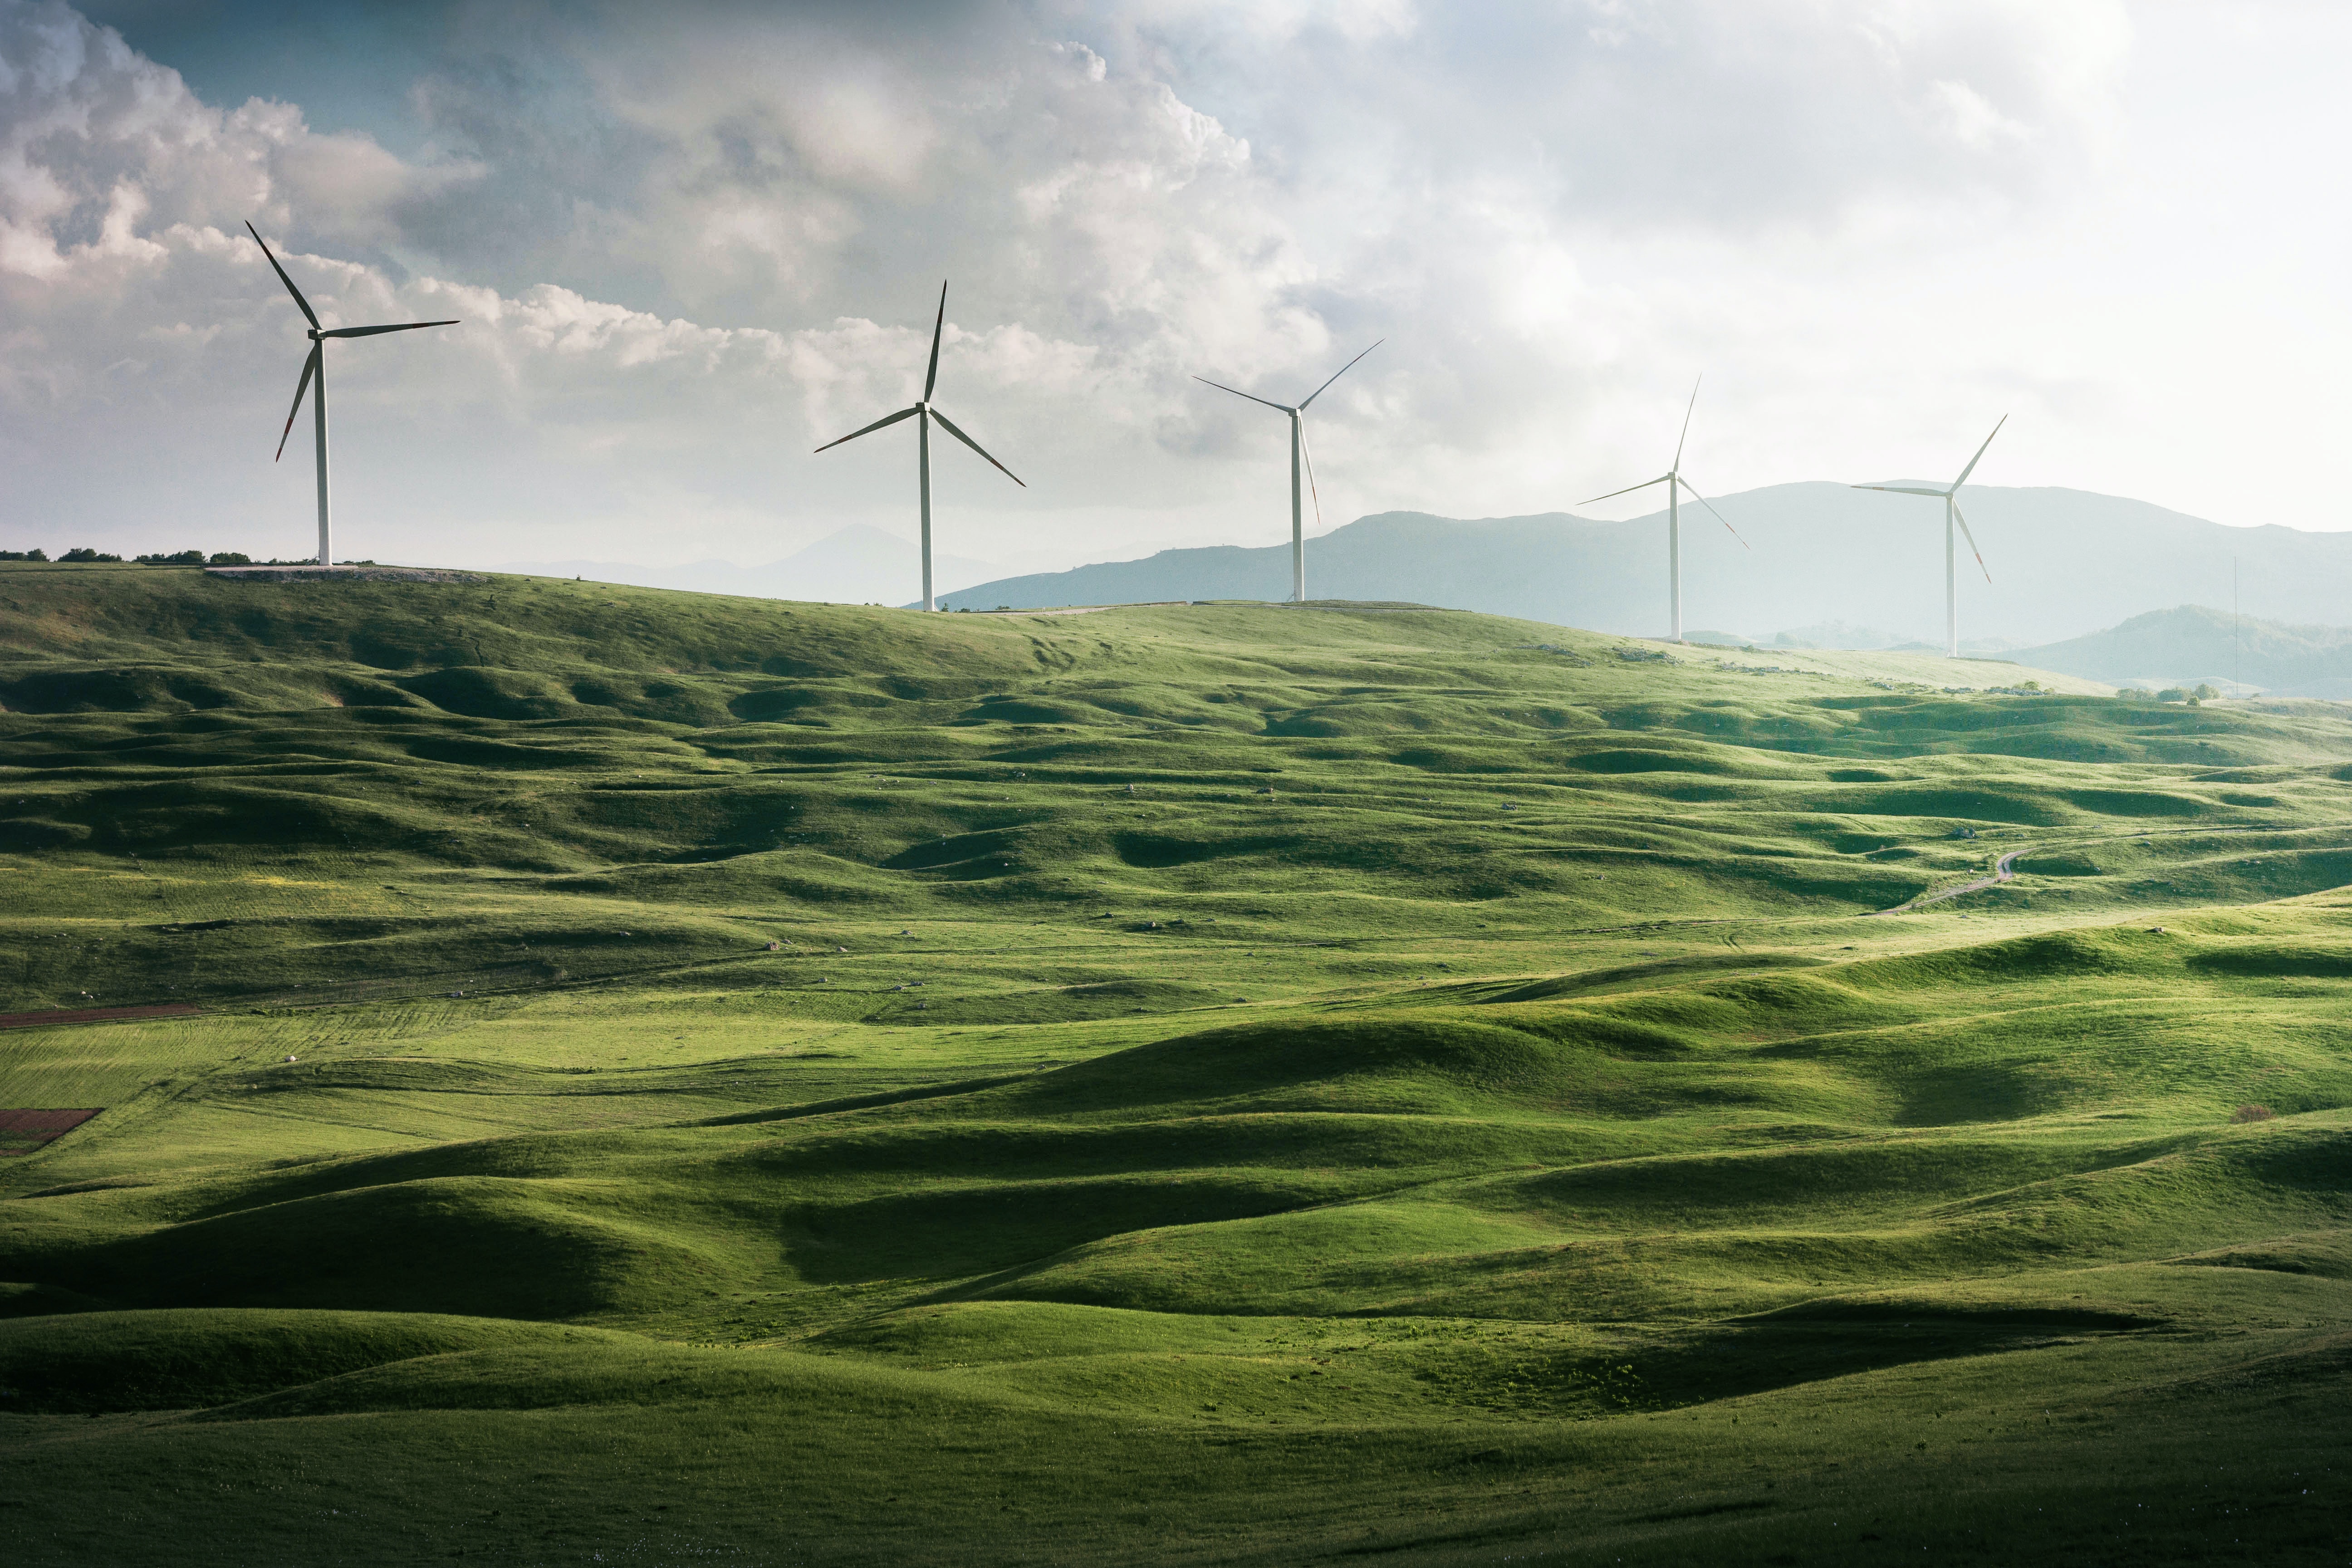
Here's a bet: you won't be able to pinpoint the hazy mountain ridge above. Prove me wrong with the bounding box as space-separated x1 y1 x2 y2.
938 483 2343 646
2009 605 2352 698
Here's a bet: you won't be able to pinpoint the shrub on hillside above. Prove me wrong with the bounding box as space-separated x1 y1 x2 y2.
135 549 208 565
0 548 47 561
208 552 252 564
2231 1104 2275 1123
59 548 122 562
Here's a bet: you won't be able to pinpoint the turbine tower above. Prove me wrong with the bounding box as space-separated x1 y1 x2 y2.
1853 416 2004 657
1581 378 1747 643
1195 342 1381 603
246 222 459 568
814 282 1024 611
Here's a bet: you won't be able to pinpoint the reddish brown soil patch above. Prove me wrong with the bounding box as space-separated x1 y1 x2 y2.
0 1003 201 1030
0 1108 102 1154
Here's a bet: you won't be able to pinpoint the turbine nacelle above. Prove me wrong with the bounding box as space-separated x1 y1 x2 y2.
813 282 1025 611
1192 341 1383 603
1850 415 2007 655
245 220 458 564
1849 414 2005 590
1578 377 1747 643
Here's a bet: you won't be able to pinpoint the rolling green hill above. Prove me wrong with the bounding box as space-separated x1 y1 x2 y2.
6 561 2352 1565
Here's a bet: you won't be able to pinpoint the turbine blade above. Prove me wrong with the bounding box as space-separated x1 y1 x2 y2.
318 320 461 338
245 220 319 328
813 405 920 453
1852 485 1952 497
1297 339 1382 410
1952 499 1992 583
1673 375 1700 470
1299 418 1324 533
1581 475 1674 506
1677 477 1749 549
1193 376 1294 414
275 345 319 462
1952 413 2007 489
923 281 947 402
929 407 1025 487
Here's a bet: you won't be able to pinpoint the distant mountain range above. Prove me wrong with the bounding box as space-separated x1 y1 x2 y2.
2007 606 2352 699
936 482 2343 648
498 524 998 605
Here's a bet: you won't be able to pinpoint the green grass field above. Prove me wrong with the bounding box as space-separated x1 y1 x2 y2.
5 561 2352 1564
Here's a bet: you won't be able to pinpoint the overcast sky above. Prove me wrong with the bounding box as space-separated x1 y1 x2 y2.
4 0 2347 576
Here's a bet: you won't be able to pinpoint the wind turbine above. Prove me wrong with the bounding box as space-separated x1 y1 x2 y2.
1581 378 1747 643
1853 416 2004 657
245 222 458 568
814 282 1024 612
1195 342 1381 603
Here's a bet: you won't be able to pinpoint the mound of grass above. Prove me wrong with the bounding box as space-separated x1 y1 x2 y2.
9 566 2352 1563
0 1308 614 1412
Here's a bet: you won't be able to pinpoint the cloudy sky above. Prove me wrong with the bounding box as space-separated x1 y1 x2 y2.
3 0 2347 578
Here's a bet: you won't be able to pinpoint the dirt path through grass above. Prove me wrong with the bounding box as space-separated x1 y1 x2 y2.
1876 847 2028 914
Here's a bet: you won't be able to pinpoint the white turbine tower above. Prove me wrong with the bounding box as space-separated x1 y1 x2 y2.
1581 379 1747 643
246 222 459 568
1853 416 2004 657
1195 342 1381 603
814 282 1025 612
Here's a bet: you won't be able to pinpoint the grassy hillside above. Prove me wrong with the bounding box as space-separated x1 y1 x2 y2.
7 561 2352 1564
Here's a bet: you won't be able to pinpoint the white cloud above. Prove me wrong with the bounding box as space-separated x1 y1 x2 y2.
3 0 2349 588
0 0 481 282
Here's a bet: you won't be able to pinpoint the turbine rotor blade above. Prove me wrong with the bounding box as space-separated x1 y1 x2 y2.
929 407 1025 487
923 281 947 402
1193 376 1294 414
1298 417 1324 533
318 320 460 338
814 405 920 453
1852 484 1952 497
1674 375 1700 470
275 345 320 462
1952 413 2008 490
1297 339 1382 411
1581 475 1674 506
245 220 319 329
1677 477 1749 549
1952 499 1992 583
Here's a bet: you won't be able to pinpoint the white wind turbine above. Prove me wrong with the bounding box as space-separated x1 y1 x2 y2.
1195 342 1381 603
814 282 1024 612
1581 378 1747 643
246 222 459 567
1853 416 2004 657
